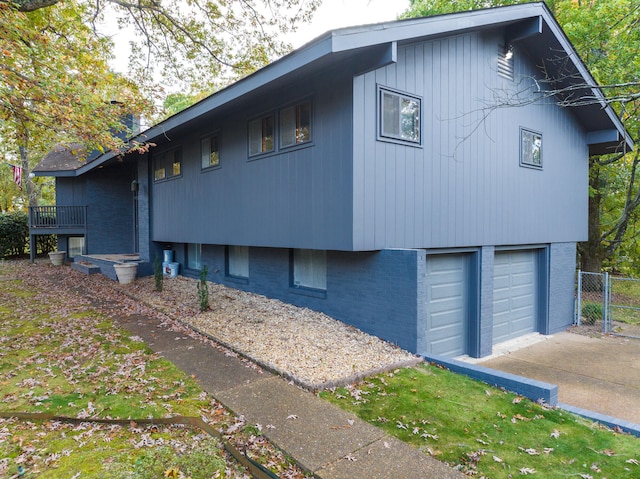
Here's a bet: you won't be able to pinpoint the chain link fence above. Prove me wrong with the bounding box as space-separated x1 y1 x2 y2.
576 271 640 338
608 276 640 338
576 271 608 332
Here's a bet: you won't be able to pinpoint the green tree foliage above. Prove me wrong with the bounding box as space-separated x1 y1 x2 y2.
403 0 640 274
0 1 153 210
0 211 29 257
1 0 320 210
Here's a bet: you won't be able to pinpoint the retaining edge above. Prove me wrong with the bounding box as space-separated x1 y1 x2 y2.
422 354 558 406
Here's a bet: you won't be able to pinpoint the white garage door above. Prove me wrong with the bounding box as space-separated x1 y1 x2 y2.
493 251 537 345
426 254 468 357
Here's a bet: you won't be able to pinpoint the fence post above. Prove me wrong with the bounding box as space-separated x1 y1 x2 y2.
603 272 609 334
576 270 582 326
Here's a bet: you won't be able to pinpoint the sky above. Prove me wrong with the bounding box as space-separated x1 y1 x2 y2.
106 0 410 73
287 0 410 47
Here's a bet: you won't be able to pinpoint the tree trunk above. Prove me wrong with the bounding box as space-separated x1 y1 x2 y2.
578 162 605 272
1 0 60 12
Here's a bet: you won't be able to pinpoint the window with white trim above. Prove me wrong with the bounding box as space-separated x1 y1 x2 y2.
227 245 249 278
293 249 326 291
68 237 85 258
187 243 202 270
280 101 311 148
248 115 275 156
378 86 421 144
201 134 220 169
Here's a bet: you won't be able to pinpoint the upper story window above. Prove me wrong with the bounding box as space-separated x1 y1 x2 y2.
248 114 275 156
520 128 542 169
154 148 182 181
378 86 421 145
280 101 312 148
201 134 220 169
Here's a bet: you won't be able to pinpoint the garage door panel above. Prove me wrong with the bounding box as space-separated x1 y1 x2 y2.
493 251 537 345
426 255 468 357
430 309 464 329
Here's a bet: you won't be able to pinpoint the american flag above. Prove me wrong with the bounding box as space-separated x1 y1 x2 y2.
12 165 22 190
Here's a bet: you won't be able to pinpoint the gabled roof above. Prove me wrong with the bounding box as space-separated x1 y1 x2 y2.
34 2 633 176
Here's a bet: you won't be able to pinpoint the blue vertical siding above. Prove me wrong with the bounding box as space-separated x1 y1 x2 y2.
55 164 136 255
86 164 136 254
151 69 354 251
547 242 577 333
352 31 589 251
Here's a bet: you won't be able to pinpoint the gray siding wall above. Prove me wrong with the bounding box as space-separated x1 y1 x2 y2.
352 31 589 250
151 69 354 250
85 164 136 254
56 164 136 254
137 154 152 261
170 245 422 353
547 242 577 333
478 246 495 357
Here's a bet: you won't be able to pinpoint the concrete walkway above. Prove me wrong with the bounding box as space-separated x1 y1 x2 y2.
117 313 465 479
479 332 640 424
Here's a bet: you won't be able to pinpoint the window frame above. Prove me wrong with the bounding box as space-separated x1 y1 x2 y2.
280 100 312 149
248 113 275 157
226 245 249 281
154 147 182 182
377 85 422 146
68 236 85 258
290 249 327 297
201 133 221 171
520 127 543 169
186 243 202 271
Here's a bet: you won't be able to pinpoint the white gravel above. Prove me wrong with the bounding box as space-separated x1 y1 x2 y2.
118 275 421 390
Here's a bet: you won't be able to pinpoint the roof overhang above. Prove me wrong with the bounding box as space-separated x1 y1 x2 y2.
35 2 632 177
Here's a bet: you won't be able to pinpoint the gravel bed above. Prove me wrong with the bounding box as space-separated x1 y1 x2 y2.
116 275 421 390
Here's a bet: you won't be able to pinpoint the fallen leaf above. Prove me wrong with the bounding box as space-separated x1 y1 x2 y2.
519 467 536 474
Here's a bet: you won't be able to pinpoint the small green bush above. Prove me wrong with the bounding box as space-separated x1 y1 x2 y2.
0 211 28 258
153 255 163 292
197 265 209 312
35 234 57 254
582 302 603 325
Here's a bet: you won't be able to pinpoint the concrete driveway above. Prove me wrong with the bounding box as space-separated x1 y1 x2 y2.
479 332 640 424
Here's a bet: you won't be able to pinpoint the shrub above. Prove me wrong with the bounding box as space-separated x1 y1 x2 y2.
35 234 57 254
0 211 28 258
582 302 603 325
153 255 163 292
197 265 209 312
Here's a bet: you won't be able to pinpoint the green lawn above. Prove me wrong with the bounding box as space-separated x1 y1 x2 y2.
320 364 640 478
0 261 306 478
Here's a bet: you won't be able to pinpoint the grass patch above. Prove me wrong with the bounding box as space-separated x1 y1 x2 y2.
0 260 308 478
320 364 640 478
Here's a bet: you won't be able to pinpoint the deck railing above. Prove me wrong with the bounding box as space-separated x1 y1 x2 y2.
29 206 87 229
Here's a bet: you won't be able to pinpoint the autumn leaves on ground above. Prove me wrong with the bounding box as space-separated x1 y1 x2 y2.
0 260 307 478
1 260 639 478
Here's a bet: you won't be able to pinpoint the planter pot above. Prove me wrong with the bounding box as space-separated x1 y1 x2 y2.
114 262 138 284
48 251 66 266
